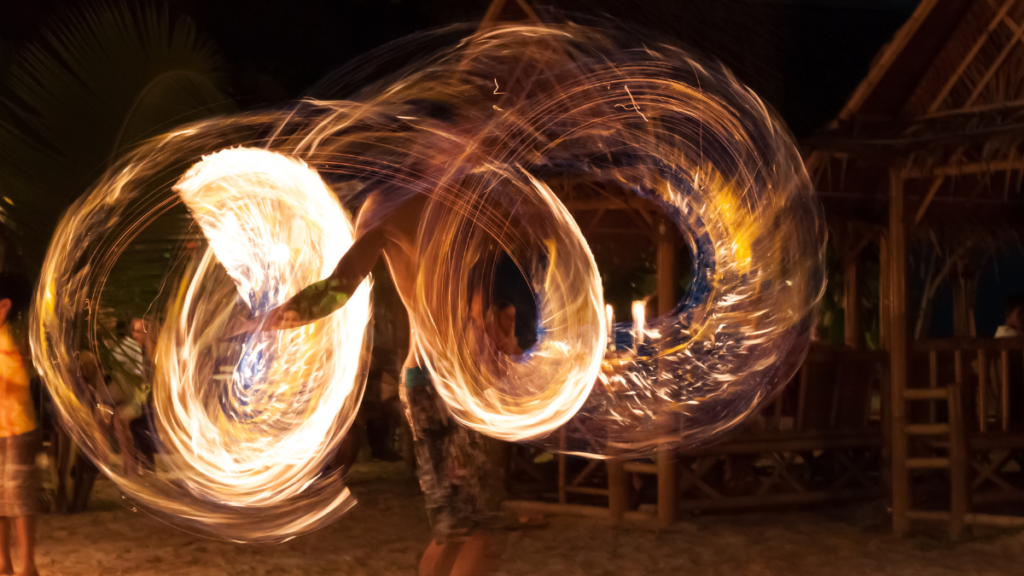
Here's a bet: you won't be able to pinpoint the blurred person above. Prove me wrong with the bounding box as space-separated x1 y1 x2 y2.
0 273 40 576
69 351 103 514
72 313 147 501
95 319 145 476
126 318 157 469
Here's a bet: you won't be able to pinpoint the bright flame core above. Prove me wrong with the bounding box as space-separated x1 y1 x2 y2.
164 148 371 506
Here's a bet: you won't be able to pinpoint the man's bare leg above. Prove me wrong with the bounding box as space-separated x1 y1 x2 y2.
113 417 137 477
449 533 500 576
419 539 461 576
0 519 12 575
14 516 37 576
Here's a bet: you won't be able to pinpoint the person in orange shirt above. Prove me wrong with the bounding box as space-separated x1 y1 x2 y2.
0 273 39 576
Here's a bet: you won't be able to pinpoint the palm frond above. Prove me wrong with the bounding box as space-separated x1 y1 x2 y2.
0 2 233 269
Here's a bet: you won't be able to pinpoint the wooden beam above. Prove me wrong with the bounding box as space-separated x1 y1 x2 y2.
919 97 1024 120
607 460 627 524
585 209 606 231
837 0 944 123
913 336 1024 351
912 150 962 226
478 0 508 30
913 176 946 226
514 0 541 21
580 228 652 237
905 158 1024 178
888 168 910 536
584 181 655 228
562 197 659 212
477 0 542 32
907 509 1024 527
928 0 1019 113
677 489 881 511
804 0 943 175
502 500 698 531
964 14 1024 109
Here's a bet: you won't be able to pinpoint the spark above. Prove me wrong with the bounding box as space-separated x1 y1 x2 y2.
615 84 648 122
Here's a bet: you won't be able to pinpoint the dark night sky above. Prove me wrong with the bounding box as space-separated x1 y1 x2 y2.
28 1 1024 335
7 0 1022 335
0 0 917 137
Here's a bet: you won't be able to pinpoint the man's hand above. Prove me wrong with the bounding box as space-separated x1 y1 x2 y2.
225 278 352 338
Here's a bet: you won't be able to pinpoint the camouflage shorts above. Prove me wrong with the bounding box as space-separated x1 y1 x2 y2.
401 367 504 542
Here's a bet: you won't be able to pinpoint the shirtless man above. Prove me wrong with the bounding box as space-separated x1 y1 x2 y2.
252 190 505 576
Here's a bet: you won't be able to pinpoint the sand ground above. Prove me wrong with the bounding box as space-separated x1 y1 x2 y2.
26 462 1024 575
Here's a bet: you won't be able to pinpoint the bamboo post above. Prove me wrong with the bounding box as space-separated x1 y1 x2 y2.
607 460 627 524
844 253 863 350
657 447 676 528
978 349 988 432
955 350 963 397
656 220 678 527
948 383 968 539
880 234 891 351
1001 350 1010 431
888 168 910 536
929 351 938 424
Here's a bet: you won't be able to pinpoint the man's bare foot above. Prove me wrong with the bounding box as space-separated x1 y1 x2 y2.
15 567 39 576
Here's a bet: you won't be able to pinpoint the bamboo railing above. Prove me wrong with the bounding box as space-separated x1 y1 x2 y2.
505 345 888 526
895 337 1024 537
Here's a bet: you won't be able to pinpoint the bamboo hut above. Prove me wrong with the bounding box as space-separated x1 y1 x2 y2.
500 0 1024 537
809 0 1024 537
485 0 888 529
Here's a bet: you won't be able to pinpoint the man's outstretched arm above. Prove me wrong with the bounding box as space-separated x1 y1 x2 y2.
252 227 387 332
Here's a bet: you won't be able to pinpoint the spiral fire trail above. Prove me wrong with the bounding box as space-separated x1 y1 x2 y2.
30 23 824 540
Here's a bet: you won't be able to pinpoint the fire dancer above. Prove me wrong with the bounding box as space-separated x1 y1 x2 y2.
253 190 506 576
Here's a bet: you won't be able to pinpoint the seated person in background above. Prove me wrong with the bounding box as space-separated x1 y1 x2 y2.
996 293 1024 426
0 273 40 576
94 318 146 476
486 302 522 356
996 292 1024 338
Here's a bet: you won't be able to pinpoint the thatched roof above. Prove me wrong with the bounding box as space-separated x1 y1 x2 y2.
808 0 1024 244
